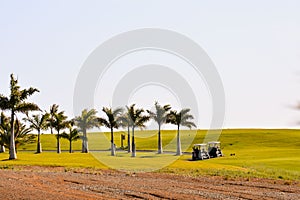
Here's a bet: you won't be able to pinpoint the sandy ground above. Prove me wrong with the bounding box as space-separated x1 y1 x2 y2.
0 166 299 200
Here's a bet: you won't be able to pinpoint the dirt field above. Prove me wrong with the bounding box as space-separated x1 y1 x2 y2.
0 166 299 200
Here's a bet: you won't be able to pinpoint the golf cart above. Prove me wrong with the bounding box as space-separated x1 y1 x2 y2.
192 144 210 160
208 141 223 158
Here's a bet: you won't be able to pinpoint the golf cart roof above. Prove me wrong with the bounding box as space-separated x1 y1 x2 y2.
193 143 207 146
207 141 220 144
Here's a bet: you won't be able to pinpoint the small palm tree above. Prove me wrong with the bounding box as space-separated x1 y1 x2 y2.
167 108 196 155
0 112 9 152
61 122 80 153
119 112 132 153
147 101 171 154
0 74 39 159
48 104 58 134
52 109 68 154
0 114 35 152
23 112 49 153
74 109 100 153
99 107 123 156
13 119 35 152
126 104 150 157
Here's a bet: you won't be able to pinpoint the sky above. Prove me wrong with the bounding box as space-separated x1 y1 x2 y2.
1 0 300 129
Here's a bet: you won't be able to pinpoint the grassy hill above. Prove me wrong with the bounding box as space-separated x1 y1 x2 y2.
0 129 299 180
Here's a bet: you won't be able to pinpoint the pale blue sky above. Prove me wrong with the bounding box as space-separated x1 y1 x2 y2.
1 0 300 128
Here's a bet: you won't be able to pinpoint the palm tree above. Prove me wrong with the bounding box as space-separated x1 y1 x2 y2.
167 108 196 155
98 107 123 156
13 118 35 152
0 74 39 159
0 114 35 152
0 112 9 152
23 112 49 153
74 109 100 153
119 112 132 153
126 104 150 157
147 102 171 154
48 104 58 134
52 109 68 153
61 122 80 153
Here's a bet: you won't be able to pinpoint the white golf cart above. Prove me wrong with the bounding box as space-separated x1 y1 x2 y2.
207 141 223 158
192 144 210 160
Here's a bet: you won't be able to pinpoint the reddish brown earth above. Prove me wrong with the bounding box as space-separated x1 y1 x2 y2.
0 166 299 200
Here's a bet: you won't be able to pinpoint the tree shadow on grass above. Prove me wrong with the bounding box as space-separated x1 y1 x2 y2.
139 156 156 158
1 159 11 161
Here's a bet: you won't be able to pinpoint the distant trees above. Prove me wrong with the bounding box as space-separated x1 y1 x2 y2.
126 104 150 157
0 74 39 159
61 122 80 153
167 108 196 155
74 109 100 153
52 108 68 154
0 74 198 157
119 112 132 153
24 112 49 153
98 107 123 156
147 102 171 154
48 104 59 134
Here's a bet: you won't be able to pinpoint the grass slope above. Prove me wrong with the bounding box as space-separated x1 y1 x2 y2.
0 129 299 180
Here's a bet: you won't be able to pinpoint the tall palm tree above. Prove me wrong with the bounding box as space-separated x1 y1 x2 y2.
48 104 58 134
147 102 171 154
52 110 68 153
23 112 49 153
119 112 132 153
167 108 196 155
61 121 80 153
99 107 123 156
126 104 150 157
74 109 100 153
0 74 39 159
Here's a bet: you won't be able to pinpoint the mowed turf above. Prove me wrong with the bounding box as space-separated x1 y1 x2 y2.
0 129 299 180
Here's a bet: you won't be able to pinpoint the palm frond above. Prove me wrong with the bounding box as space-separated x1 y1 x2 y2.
16 102 40 113
50 104 59 115
0 95 10 110
20 87 39 101
74 108 100 132
98 117 110 128
181 121 196 129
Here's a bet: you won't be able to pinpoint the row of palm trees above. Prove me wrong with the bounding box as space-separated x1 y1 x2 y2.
0 74 196 160
0 110 80 154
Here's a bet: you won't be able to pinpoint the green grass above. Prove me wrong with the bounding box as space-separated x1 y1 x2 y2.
1 129 300 180
0 152 107 169
92 151 179 172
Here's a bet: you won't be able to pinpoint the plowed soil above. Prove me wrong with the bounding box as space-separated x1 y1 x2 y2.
0 166 299 200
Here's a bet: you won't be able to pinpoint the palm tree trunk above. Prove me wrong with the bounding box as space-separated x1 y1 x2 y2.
0 145 5 153
36 129 42 153
111 127 115 156
176 125 182 155
9 110 17 160
50 117 53 134
82 129 88 153
57 130 61 153
69 140 72 153
158 125 163 154
131 126 136 157
127 126 131 153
